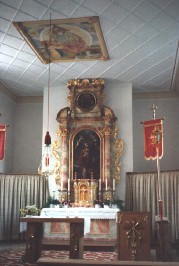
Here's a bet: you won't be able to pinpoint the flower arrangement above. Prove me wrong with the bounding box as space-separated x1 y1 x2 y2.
93 199 103 207
111 199 125 210
45 196 60 207
19 205 40 216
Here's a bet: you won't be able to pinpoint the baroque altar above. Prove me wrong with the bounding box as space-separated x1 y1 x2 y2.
51 79 124 207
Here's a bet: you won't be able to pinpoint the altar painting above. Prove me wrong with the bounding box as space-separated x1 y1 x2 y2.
50 220 109 235
89 220 109 235
73 129 100 180
13 16 109 64
51 222 69 234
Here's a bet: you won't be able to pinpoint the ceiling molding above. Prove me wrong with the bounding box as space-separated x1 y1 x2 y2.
173 62 179 92
16 96 43 103
133 91 179 100
0 82 43 103
0 81 17 102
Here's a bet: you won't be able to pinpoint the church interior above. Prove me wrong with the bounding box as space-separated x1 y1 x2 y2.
0 0 179 265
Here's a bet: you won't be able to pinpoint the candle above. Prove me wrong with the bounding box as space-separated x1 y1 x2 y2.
106 179 107 191
113 179 115 191
99 179 101 191
68 179 70 191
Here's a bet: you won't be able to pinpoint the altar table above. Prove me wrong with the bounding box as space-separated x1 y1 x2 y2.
20 217 84 263
41 207 119 237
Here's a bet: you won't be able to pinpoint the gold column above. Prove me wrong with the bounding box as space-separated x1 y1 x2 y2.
60 127 68 191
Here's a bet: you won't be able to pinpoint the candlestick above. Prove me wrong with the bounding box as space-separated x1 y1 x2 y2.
105 178 107 191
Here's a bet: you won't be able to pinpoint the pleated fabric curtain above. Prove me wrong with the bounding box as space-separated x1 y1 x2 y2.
125 171 179 242
0 174 50 240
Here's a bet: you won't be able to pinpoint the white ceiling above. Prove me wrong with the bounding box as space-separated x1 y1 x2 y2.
0 0 179 97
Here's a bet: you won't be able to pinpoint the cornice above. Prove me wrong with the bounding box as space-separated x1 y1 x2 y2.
133 91 179 100
16 96 43 103
0 81 43 103
0 81 17 102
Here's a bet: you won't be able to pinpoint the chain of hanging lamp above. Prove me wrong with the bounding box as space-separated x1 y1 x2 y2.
38 14 53 176
170 40 179 91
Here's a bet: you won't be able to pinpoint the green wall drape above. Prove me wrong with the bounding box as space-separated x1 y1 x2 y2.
126 171 179 242
0 174 49 240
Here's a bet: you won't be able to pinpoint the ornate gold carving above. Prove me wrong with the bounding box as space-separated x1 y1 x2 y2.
118 213 124 224
103 106 115 118
67 89 74 110
125 216 149 261
67 79 104 89
113 123 124 181
27 234 35 250
103 126 111 136
56 107 70 122
52 128 62 185
54 78 124 201
71 228 78 252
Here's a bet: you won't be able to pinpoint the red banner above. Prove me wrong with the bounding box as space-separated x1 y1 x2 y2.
143 119 163 160
0 124 6 160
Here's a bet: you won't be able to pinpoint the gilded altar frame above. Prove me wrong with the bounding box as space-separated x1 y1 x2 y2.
53 79 124 205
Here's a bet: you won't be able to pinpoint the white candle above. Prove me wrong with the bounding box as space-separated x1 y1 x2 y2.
106 179 107 191
113 179 115 191
68 179 70 191
99 179 101 191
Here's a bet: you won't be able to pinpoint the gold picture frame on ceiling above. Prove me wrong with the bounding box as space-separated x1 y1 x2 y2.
13 16 109 64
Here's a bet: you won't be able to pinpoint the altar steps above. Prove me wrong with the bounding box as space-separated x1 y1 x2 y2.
42 238 117 252
37 258 179 266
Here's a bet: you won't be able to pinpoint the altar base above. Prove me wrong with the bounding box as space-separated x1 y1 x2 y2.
41 207 119 249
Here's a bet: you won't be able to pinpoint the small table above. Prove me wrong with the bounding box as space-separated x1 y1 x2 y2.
20 217 84 263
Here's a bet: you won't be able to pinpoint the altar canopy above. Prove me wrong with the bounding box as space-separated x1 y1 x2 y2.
0 124 6 160
143 118 163 160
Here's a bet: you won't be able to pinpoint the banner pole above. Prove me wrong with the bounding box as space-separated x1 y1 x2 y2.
156 146 163 221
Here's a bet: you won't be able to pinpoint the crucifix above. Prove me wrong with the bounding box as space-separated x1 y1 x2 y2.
150 104 158 120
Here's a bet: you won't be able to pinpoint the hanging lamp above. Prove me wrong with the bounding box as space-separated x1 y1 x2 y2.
38 14 54 177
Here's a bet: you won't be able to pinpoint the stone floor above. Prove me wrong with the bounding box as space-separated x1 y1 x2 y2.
0 240 178 262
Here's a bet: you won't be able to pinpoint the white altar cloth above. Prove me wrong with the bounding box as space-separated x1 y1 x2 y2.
40 207 119 234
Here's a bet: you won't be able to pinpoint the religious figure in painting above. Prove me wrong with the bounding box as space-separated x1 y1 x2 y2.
73 129 100 180
78 143 93 179
40 24 87 59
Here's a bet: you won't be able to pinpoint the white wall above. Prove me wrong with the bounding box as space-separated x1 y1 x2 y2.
133 96 179 172
44 80 133 200
13 102 43 174
105 80 133 199
0 91 16 173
